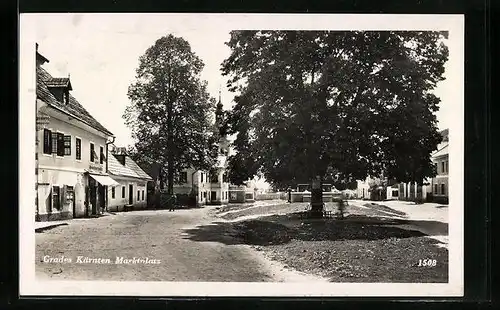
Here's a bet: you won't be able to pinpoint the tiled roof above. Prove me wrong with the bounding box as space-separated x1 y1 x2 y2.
124 157 153 180
107 153 152 180
36 65 113 136
107 153 138 178
45 77 72 90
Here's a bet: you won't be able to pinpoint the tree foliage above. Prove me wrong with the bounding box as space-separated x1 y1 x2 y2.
222 30 448 189
124 34 218 193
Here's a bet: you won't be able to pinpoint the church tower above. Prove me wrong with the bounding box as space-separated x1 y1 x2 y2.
215 89 230 157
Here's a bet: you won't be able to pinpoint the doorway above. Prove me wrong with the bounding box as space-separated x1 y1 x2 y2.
129 184 134 205
211 191 216 202
89 178 97 215
98 184 105 213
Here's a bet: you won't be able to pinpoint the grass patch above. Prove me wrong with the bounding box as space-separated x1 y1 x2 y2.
184 213 448 283
363 203 407 216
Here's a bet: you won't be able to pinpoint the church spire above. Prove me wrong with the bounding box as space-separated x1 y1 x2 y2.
215 86 226 136
218 86 222 105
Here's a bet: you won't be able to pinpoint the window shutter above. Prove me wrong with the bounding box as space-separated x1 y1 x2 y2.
92 150 99 162
51 132 57 154
90 144 95 162
47 187 52 212
43 129 52 154
75 138 81 160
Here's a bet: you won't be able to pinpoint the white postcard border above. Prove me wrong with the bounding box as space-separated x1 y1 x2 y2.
19 13 464 297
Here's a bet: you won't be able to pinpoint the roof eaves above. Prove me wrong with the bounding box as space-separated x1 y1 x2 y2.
44 102 115 137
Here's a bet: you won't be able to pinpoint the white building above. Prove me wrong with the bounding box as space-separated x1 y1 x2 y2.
398 129 448 203
35 45 118 221
106 146 152 212
173 94 231 205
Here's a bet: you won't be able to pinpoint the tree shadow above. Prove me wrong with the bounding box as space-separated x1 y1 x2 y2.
182 213 445 247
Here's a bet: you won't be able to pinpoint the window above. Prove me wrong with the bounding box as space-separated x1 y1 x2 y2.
434 163 438 173
75 138 81 160
64 135 71 156
51 132 57 154
200 172 204 183
180 172 187 183
203 192 207 198
445 161 448 174
137 190 140 201
142 190 145 201
111 187 115 199
43 129 52 154
434 184 438 194
100 146 104 164
122 186 125 198
441 184 446 195
90 143 95 162
52 186 61 211
55 133 65 156
392 190 398 197
210 173 219 183
441 162 445 174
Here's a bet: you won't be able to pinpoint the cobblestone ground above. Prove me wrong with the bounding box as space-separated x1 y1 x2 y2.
36 207 321 282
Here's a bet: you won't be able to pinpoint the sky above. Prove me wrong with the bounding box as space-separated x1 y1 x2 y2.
28 14 460 188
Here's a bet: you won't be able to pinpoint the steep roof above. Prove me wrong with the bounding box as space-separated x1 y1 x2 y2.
36 65 113 136
107 153 152 180
107 153 138 178
124 157 153 180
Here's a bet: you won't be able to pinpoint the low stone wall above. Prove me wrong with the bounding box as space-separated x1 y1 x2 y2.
255 193 282 200
290 192 339 203
37 211 72 222
229 190 246 203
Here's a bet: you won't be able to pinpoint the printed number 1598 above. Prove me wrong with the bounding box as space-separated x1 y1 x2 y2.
418 259 437 267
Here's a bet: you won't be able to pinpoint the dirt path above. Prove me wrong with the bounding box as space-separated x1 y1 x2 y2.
36 207 326 282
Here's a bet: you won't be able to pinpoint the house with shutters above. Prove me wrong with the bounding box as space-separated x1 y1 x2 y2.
106 146 153 212
35 44 119 221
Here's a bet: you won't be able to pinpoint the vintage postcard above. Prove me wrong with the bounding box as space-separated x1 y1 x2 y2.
19 13 464 297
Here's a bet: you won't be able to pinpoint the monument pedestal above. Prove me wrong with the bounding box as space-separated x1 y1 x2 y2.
310 177 324 218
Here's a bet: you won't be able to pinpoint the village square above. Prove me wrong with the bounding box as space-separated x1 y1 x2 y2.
32 17 451 283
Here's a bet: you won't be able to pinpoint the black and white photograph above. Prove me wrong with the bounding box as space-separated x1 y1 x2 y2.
19 13 464 297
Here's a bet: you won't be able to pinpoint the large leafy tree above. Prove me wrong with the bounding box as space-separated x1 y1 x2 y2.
124 35 218 194
222 30 448 196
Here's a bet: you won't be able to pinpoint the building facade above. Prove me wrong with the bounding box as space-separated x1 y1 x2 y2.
35 45 117 221
397 128 448 204
106 147 152 212
172 94 240 205
429 129 449 204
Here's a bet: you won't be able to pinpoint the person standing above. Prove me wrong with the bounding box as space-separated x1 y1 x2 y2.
169 194 177 212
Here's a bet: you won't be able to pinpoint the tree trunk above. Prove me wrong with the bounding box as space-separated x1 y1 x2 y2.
166 68 175 195
166 109 174 195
